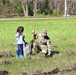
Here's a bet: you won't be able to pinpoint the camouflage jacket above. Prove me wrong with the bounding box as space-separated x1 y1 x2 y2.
35 33 51 45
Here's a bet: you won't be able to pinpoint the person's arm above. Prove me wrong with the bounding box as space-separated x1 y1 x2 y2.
15 33 20 40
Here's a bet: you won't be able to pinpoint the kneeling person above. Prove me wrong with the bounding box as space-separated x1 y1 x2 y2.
30 29 52 56
38 29 52 56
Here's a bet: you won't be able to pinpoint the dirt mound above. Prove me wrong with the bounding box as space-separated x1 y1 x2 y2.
0 70 9 75
72 51 76 56
0 50 14 57
0 63 75 75
1 60 12 64
33 63 76 75
20 72 29 75
34 68 60 75
0 52 4 57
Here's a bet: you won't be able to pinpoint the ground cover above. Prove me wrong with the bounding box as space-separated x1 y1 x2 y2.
0 18 76 75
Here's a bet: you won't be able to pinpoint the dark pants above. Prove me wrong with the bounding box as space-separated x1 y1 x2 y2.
16 44 23 56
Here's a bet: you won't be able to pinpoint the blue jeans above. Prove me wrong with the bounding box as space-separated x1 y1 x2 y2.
16 44 23 56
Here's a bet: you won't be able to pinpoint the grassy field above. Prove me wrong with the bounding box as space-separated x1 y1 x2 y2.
0 18 76 75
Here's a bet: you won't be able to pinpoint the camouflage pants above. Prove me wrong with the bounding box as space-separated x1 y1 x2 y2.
39 41 52 56
47 40 52 55
29 40 41 53
30 40 52 55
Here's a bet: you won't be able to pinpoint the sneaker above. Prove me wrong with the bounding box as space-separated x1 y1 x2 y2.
20 55 23 58
16 55 19 58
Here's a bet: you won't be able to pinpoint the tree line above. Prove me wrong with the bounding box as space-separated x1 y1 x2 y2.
0 0 76 17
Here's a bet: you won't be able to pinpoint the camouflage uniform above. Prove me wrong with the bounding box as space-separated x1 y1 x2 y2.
30 29 52 56
36 29 52 56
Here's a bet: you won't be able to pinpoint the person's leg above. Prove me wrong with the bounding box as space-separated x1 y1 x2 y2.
19 44 23 58
29 40 34 54
16 44 20 58
33 42 40 53
47 41 52 56
40 44 47 53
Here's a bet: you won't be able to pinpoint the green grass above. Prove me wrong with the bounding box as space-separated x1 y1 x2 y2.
0 18 76 75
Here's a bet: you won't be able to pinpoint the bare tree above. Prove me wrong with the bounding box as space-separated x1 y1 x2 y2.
33 0 37 16
2 0 7 16
25 0 28 17
21 0 28 17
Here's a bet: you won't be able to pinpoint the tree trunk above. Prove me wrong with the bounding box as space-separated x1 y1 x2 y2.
25 0 28 17
2 0 6 16
33 0 37 16
21 0 28 17
64 0 67 16
21 0 26 17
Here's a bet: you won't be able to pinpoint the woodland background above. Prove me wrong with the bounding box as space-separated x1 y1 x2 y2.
0 0 76 17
